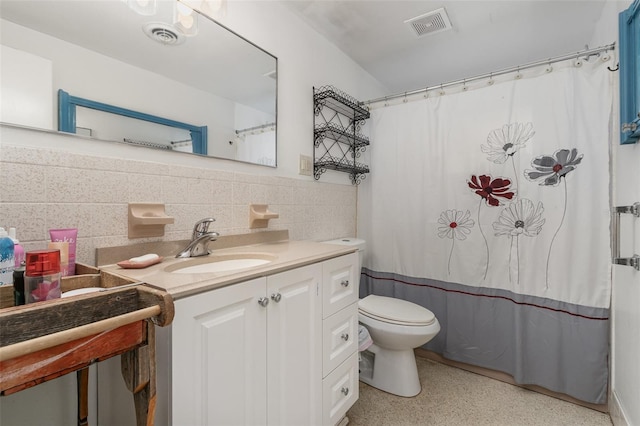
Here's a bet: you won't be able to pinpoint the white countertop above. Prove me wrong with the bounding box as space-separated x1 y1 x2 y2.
100 240 356 300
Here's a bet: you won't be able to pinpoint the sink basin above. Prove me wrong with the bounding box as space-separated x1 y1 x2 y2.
165 253 276 274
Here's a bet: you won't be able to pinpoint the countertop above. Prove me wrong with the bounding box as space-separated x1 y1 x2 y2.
99 239 356 300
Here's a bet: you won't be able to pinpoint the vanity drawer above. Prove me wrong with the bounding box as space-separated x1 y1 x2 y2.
322 253 358 319
323 304 358 377
322 352 359 426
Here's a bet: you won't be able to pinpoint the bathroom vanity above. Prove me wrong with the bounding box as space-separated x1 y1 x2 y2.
99 237 359 426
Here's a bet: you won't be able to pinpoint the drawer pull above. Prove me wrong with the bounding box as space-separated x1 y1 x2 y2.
257 297 269 307
340 279 349 287
341 387 349 396
270 293 282 303
341 333 349 341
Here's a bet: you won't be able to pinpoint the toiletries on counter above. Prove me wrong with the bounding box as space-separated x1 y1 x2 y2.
13 264 25 305
50 228 77 276
0 227 15 286
8 227 24 268
25 249 62 303
48 241 69 277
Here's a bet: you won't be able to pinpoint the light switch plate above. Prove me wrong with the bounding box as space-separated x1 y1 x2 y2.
299 154 313 176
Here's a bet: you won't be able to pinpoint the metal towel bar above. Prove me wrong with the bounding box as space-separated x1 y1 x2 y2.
612 202 639 271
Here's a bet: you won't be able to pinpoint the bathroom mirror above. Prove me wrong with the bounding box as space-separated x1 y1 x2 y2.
0 0 277 166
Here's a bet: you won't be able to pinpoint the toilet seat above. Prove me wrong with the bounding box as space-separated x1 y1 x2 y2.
359 295 436 326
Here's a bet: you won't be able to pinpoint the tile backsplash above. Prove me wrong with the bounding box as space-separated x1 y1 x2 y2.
0 145 357 266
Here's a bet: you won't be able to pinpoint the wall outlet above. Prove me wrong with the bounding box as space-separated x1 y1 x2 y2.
299 154 313 176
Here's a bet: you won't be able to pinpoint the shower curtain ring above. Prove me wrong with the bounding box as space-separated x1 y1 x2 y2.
515 67 522 79
487 72 494 86
439 84 445 96
574 53 583 67
403 92 408 103
545 60 553 73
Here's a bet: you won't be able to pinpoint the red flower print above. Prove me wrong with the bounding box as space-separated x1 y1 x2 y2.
468 175 515 206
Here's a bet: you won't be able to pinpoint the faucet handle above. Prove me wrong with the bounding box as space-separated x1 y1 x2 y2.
193 218 216 238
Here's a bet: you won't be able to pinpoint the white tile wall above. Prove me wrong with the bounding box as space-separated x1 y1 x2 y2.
0 145 357 266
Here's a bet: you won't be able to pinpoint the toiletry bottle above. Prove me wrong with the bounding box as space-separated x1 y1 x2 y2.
25 249 62 303
0 227 15 286
8 227 25 268
13 263 25 305
50 228 77 276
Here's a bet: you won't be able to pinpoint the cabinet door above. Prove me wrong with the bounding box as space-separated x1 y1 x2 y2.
172 278 267 426
267 263 322 426
322 252 359 318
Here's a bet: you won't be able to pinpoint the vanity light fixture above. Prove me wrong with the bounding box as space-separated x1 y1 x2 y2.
200 0 226 16
179 0 227 18
174 1 199 37
123 0 157 16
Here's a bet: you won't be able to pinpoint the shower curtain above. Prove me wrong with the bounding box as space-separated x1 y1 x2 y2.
358 58 613 404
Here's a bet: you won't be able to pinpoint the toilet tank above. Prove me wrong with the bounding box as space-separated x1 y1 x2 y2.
322 238 366 270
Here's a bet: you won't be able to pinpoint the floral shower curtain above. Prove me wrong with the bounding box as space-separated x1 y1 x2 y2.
358 58 613 404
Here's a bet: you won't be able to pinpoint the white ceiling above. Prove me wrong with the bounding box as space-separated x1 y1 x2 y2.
281 0 611 94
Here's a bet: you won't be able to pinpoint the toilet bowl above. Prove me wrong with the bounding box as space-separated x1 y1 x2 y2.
320 238 440 397
358 294 440 397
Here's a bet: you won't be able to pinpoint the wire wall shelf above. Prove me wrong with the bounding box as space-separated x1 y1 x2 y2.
313 85 370 185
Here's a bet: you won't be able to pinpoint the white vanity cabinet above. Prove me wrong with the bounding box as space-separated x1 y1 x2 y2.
103 252 359 425
170 263 323 426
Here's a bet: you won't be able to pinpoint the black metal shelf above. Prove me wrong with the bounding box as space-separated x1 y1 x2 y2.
313 86 370 122
314 122 370 150
314 156 370 185
313 85 370 185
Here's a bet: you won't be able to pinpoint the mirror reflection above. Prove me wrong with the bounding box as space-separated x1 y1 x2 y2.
0 0 277 167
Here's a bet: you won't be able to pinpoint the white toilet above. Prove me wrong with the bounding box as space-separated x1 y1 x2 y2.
358 294 440 397
322 238 441 398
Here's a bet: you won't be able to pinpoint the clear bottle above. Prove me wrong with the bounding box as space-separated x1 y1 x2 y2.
25 249 62 303
8 227 25 268
0 227 15 286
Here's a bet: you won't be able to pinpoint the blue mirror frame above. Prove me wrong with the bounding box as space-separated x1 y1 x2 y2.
619 0 640 144
58 89 208 154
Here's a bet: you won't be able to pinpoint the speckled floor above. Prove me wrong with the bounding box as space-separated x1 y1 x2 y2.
346 357 612 426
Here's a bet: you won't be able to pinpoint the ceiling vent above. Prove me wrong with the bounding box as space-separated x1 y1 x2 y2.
405 8 452 37
143 22 185 46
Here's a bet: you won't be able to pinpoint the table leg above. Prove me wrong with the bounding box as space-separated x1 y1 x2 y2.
121 320 156 426
77 367 89 426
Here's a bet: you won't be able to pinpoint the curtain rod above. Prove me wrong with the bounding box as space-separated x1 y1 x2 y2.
235 122 276 134
362 43 616 106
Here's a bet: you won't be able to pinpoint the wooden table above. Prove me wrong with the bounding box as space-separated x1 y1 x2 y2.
0 279 174 426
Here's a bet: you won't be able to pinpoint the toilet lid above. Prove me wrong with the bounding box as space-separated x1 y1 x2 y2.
359 295 436 326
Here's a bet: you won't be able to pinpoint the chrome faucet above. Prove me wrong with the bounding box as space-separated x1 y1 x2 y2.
176 218 219 258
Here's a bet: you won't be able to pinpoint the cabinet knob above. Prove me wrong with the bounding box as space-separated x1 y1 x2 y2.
270 293 282 303
341 333 349 341
341 387 349 396
340 279 350 287
257 297 269 307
